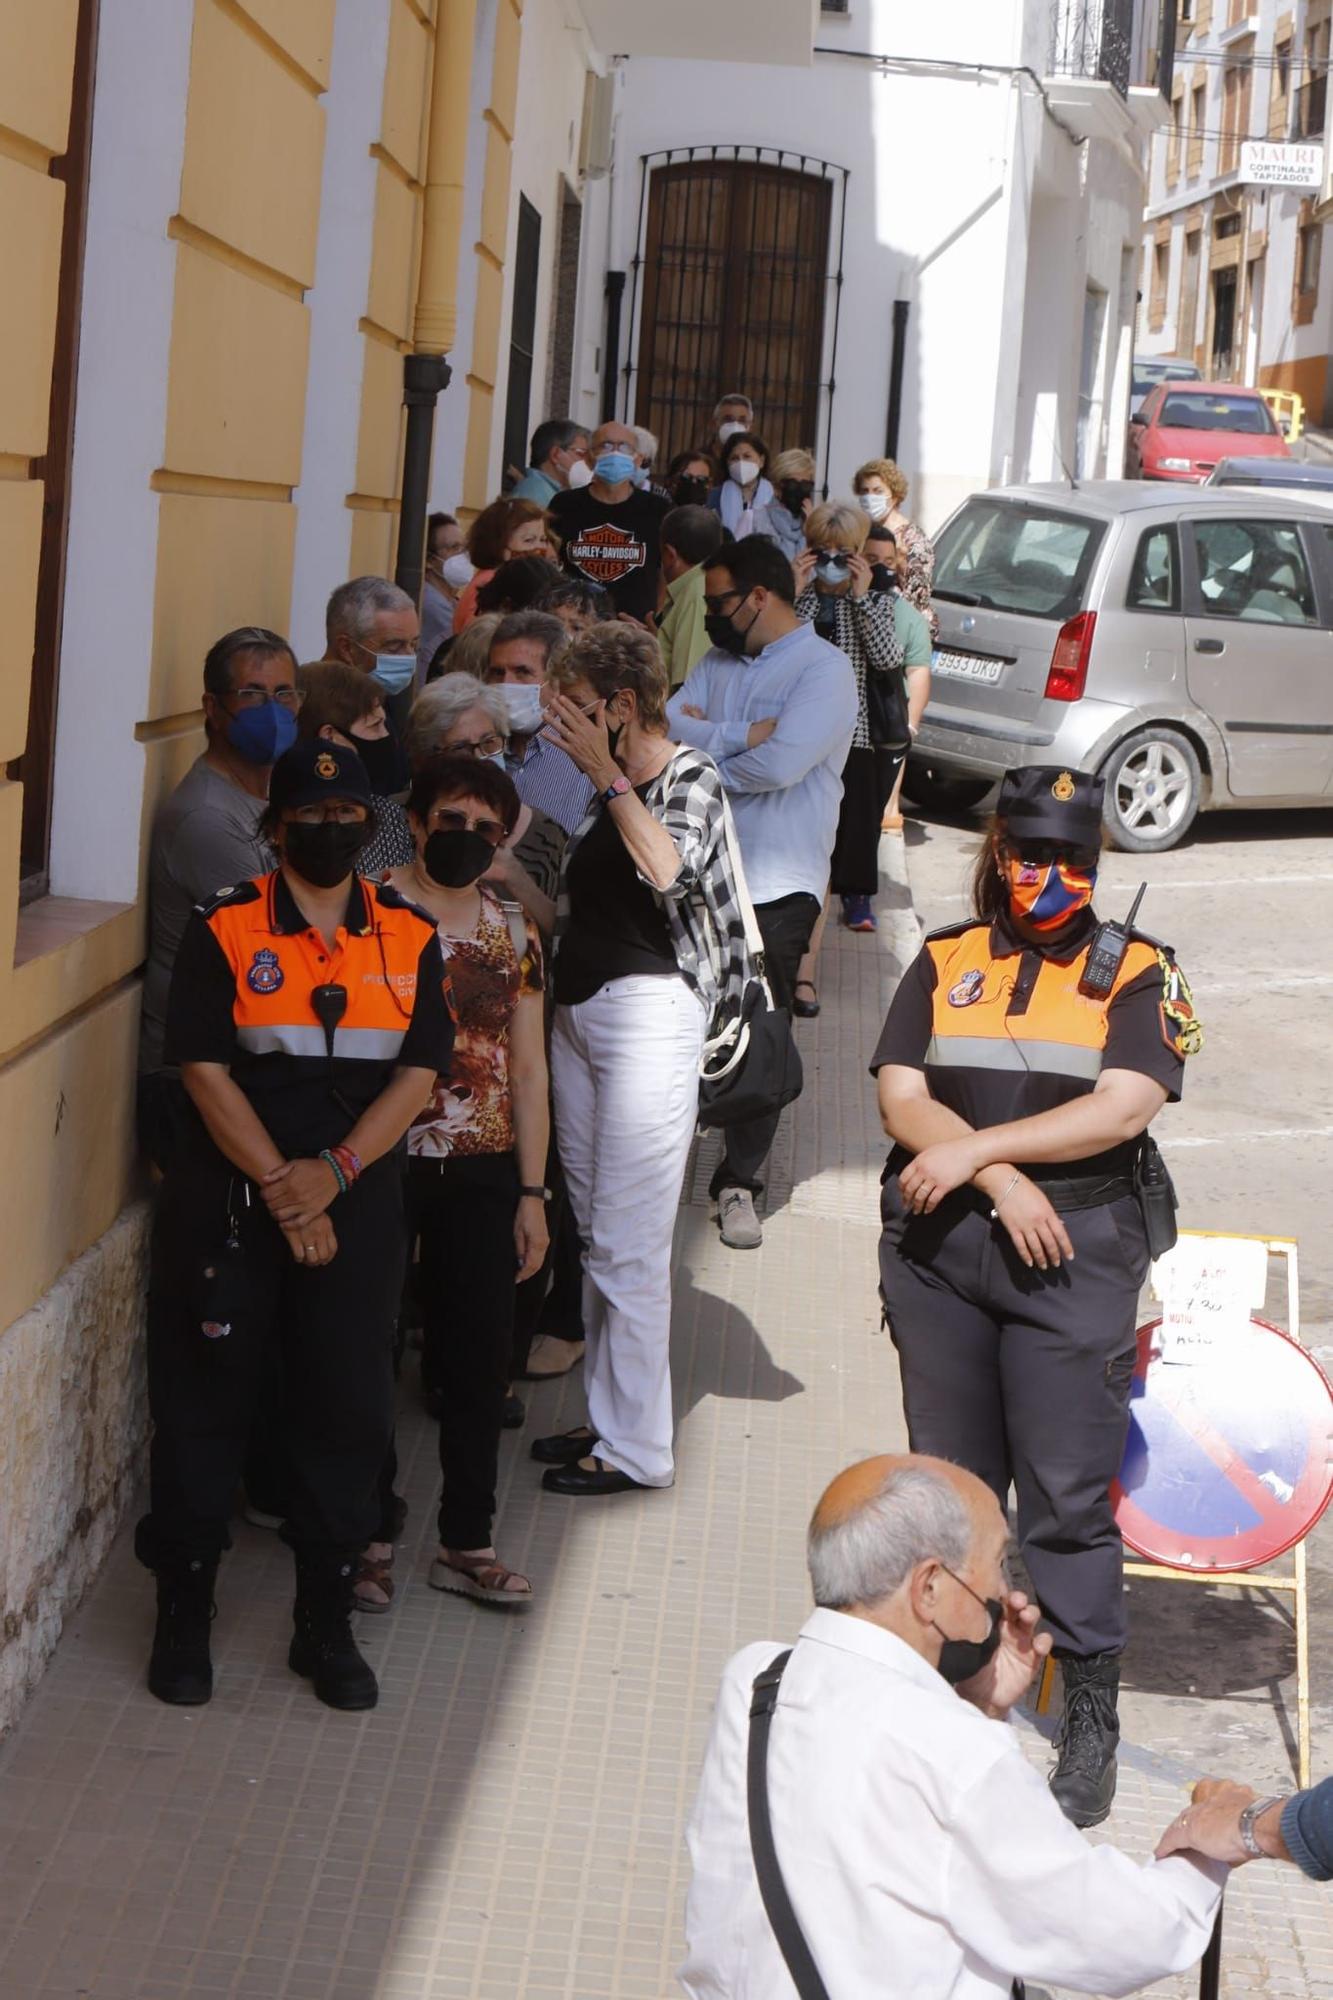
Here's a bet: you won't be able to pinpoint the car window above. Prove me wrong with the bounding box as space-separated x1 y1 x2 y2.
1127 526 1180 612
933 501 1105 619
1190 520 1317 625
1161 392 1278 435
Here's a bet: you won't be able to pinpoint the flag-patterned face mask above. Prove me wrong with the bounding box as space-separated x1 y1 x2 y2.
1003 853 1098 931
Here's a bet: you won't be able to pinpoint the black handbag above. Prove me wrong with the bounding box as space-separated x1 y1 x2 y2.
698 797 803 1130
864 657 910 750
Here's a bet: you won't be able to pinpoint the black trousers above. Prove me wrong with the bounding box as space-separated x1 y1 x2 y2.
879 1181 1150 1657
411 1152 519 1548
141 1155 403 1564
710 891 821 1200
829 744 906 898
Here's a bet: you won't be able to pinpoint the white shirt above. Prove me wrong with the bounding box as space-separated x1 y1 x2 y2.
680 1609 1225 2000
666 625 856 907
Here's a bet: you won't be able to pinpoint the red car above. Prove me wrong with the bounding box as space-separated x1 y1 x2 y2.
1127 381 1291 484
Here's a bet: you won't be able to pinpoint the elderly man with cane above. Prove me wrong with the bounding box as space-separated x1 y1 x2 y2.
681 1453 1230 1999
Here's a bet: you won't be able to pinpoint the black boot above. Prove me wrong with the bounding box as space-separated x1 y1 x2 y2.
1049 1650 1121 1828
288 1549 378 1711
137 1526 218 1707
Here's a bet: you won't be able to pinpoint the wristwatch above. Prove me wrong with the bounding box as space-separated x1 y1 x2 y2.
519 1185 553 1202
600 774 632 805
1238 1795 1283 1858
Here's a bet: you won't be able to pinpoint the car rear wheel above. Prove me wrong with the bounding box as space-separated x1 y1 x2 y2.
900 761 993 813
1100 727 1201 852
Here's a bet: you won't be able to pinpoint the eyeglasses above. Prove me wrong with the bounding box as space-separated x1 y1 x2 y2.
425 806 507 847
288 802 368 825
230 686 303 711
449 734 506 760
702 589 746 616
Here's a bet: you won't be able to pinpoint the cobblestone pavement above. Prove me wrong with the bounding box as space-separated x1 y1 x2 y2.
1 833 1331 1998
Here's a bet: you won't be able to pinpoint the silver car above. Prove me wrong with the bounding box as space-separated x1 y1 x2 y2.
907 482 1333 851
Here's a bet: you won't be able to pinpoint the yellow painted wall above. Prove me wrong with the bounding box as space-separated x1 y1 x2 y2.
462 0 523 511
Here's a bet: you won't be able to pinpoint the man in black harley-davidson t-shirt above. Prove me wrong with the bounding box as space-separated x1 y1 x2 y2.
549 419 670 624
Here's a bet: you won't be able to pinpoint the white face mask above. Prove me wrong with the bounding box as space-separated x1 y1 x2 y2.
859 491 890 521
441 553 475 589
496 682 545 734
566 458 593 490
717 420 747 445
728 458 760 487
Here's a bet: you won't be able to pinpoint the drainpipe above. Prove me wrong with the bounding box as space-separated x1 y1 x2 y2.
885 298 910 458
394 0 477 605
602 270 625 423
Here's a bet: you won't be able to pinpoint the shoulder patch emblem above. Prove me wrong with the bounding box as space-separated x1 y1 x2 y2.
247 947 284 995
1051 770 1076 801
1156 947 1203 1056
947 968 986 1008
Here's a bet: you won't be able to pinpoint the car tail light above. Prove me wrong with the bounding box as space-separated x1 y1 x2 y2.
1044 611 1096 702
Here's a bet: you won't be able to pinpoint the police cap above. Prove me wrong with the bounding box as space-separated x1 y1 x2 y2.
268 738 374 815
997 765 1103 848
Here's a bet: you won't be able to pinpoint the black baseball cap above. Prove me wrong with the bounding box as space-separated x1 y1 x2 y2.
997 765 1103 847
267 738 374 815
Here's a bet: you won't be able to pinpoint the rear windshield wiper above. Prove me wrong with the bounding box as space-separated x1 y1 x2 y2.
934 588 983 605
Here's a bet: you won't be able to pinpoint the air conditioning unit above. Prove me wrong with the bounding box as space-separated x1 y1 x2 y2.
580 72 615 181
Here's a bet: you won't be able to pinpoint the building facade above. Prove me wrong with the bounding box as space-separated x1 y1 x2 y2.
1137 0 1333 421
0 0 1165 1730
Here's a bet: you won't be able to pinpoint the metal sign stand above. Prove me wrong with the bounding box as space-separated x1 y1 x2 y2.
1034 1234 1312 1787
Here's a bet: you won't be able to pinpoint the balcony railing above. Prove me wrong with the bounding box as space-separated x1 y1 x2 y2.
1049 0 1136 98
1292 74 1328 140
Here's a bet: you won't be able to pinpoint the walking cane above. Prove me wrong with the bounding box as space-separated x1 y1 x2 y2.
1198 1903 1223 2000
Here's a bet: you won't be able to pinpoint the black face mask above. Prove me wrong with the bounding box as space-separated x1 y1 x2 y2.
423 827 496 888
704 600 761 659
934 1566 1005 1686
780 479 814 513
283 820 370 889
350 731 407 796
672 475 709 506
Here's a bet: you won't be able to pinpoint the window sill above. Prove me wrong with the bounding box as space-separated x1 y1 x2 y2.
14 895 133 970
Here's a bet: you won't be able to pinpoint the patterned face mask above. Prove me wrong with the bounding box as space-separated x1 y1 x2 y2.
1003 854 1097 930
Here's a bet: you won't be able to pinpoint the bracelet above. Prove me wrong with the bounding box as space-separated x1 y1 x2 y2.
519 1184 552 1201
331 1144 362 1184
1239 1796 1284 1859
989 1171 1021 1220
319 1149 348 1196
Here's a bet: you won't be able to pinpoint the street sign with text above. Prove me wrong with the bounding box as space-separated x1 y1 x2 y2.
1239 142 1324 189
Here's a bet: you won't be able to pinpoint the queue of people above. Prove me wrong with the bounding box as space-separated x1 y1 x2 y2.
135 392 937 1721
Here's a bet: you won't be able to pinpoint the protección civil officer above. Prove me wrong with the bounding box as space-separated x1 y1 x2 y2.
136 738 454 1713
870 765 1201 1829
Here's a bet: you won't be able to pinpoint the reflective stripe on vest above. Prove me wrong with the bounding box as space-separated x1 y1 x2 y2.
924 1034 1104 1081
236 1024 408 1060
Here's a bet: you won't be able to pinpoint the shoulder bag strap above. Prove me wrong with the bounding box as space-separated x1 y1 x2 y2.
496 896 528 967
747 1652 833 2000
716 785 766 969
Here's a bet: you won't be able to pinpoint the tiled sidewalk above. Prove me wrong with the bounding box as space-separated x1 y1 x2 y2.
1 842 1331 1998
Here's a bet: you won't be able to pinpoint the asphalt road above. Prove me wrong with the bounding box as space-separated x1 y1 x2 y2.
900 796 1333 1798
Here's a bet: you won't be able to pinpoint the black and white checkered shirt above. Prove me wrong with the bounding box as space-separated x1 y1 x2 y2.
795 586 904 750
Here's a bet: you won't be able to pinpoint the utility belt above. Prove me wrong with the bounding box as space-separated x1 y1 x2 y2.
963 1171 1133 1217
885 1136 1178 1255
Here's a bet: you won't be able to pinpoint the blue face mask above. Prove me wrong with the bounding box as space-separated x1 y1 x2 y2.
226 700 298 766
368 652 416 698
594 451 637 486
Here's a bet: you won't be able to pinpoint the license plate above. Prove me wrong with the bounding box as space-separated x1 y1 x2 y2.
931 649 1003 685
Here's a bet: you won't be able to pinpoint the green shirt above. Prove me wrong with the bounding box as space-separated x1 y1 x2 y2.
893 593 933 670
658 565 711 687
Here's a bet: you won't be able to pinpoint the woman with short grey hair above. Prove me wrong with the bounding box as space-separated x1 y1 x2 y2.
408 673 563 940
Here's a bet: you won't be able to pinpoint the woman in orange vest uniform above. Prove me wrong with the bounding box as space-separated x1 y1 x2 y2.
871 766 1201 1832
136 739 454 1714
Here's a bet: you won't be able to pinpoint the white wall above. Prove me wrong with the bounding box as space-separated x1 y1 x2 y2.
289 0 392 656
431 0 499 513
49 0 194 903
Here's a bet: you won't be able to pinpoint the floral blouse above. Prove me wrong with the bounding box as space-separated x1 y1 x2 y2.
409 888 543 1159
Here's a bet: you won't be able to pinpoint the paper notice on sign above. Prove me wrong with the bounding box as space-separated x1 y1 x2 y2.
1151 1235 1269 1366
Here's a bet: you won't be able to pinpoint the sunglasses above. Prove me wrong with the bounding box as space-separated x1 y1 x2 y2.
427 806 506 848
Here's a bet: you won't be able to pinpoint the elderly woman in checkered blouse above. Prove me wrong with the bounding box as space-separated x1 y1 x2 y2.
528 622 751 1501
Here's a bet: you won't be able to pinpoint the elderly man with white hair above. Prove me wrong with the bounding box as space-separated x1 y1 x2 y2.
323 574 421 786
680 1453 1228 1999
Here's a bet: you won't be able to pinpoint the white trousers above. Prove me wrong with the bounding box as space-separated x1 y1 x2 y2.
550 975 706 1486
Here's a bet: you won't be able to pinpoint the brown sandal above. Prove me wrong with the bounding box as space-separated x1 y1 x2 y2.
428 1547 533 1606
353 1549 395 1614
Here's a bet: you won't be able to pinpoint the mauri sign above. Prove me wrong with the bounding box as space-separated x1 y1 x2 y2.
1239 141 1324 189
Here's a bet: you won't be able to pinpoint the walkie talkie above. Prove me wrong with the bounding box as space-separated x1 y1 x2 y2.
1078 882 1147 998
